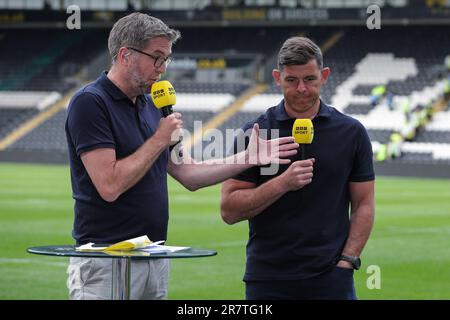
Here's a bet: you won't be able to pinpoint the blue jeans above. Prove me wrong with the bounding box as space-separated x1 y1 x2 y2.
245 266 356 300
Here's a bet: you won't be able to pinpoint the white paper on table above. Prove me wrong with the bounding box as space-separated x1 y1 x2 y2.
137 244 190 254
76 235 152 252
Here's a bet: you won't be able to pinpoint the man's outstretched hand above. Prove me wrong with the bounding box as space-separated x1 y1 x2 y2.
247 123 299 165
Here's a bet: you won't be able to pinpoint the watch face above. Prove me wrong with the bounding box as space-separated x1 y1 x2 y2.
340 255 361 270
354 258 361 270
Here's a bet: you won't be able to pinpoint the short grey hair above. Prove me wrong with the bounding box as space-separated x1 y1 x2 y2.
277 36 323 70
108 12 181 62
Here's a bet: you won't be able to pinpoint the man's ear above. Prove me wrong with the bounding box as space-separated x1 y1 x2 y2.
118 47 130 65
321 67 331 83
272 69 281 86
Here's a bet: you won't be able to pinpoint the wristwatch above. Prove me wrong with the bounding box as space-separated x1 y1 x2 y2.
339 255 361 270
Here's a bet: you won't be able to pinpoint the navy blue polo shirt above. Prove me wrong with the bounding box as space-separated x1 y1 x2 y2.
65 72 169 245
234 99 374 281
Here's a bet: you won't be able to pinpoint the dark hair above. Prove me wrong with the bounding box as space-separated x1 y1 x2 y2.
277 36 323 70
108 12 181 62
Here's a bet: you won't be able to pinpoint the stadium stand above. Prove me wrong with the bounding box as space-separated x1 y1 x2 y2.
0 107 39 140
0 3 449 177
8 109 67 152
0 28 108 92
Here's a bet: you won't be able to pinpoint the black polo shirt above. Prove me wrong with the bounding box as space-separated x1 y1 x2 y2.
233 99 375 281
65 72 169 245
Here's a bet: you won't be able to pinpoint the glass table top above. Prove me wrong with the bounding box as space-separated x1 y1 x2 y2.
27 245 217 260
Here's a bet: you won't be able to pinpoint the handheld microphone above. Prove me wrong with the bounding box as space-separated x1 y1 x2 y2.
292 119 314 160
150 80 182 158
150 80 176 117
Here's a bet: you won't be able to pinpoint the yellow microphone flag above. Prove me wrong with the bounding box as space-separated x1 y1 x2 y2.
292 119 314 144
150 80 176 109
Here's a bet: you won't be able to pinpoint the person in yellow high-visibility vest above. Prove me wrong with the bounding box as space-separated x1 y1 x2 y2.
401 99 412 121
387 132 403 159
370 85 386 107
444 77 450 101
445 54 450 72
376 144 387 162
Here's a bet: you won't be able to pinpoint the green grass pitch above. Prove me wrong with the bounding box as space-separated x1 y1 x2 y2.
0 162 449 299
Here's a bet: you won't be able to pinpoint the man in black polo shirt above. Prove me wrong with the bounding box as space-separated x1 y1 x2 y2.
221 36 375 299
65 13 298 300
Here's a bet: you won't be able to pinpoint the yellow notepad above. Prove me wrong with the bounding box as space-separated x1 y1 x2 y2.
76 235 152 252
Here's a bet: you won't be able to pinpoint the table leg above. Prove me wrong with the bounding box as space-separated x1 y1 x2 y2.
111 257 131 300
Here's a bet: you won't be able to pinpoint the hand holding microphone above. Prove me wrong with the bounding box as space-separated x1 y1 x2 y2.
150 80 183 157
279 158 315 191
276 118 315 191
154 112 183 146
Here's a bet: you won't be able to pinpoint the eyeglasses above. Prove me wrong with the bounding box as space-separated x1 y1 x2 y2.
127 47 172 68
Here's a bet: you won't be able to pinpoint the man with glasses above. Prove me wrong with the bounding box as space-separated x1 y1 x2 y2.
65 12 298 300
127 47 173 68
